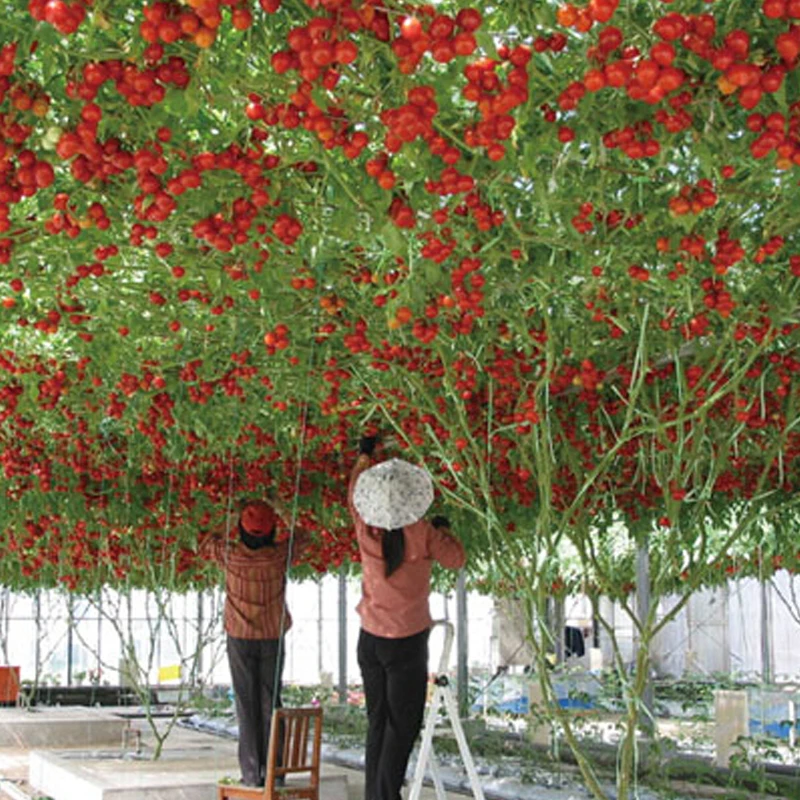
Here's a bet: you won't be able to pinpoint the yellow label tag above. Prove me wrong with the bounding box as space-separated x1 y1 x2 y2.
158 664 182 682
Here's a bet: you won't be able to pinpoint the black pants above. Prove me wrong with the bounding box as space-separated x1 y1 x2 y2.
357 628 430 800
227 635 284 787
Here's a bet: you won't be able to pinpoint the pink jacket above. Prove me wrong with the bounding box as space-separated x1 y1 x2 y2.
349 455 466 638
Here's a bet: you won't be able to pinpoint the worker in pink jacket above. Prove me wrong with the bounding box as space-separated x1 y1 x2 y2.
349 436 466 800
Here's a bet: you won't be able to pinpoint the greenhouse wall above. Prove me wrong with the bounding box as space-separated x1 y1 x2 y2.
493 570 800 683
5 573 799 690
650 573 800 681
0 578 495 689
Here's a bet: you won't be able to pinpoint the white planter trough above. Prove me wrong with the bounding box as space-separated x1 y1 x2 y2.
29 747 348 800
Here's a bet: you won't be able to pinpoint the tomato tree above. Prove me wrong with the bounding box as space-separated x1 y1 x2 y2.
2 0 800 796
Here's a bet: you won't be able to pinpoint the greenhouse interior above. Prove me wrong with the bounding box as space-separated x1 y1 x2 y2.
2 0 800 798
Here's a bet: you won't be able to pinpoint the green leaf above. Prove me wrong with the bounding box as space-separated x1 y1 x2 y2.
380 221 408 258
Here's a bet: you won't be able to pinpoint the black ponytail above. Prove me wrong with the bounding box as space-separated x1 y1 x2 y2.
381 527 405 577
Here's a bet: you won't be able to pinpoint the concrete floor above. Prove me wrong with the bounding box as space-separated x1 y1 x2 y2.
0 707 463 800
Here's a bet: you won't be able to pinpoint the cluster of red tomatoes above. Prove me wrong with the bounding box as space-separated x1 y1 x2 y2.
0 0 799 593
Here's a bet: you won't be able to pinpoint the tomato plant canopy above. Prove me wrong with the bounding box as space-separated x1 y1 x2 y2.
1 0 800 593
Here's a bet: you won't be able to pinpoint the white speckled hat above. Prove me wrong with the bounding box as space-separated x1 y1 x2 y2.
353 458 434 529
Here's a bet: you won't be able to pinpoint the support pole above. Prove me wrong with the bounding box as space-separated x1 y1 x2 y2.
761 578 773 685
456 570 468 718
96 589 102 680
553 597 565 664
338 568 347 705
1 588 9 664
196 591 204 679
636 540 655 733
721 583 731 674
66 595 73 687
318 579 324 680
686 590 694 673
34 590 41 687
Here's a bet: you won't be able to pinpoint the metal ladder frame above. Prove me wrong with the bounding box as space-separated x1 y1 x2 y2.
408 621 486 800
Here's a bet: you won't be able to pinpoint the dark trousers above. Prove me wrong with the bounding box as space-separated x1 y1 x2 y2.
357 628 430 800
227 635 284 787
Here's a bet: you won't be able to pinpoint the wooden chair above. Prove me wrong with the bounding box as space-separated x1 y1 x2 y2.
218 706 323 800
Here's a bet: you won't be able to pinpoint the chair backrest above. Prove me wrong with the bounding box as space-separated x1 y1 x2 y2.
265 706 323 800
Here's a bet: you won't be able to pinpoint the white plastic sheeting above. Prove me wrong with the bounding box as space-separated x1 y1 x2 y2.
654 574 800 680
494 570 800 681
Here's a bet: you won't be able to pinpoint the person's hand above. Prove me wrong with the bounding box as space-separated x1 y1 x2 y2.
431 515 450 530
196 530 216 553
269 494 289 520
359 435 379 456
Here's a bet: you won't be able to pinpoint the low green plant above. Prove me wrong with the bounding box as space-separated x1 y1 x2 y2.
188 688 232 717
593 669 625 714
727 735 781 796
656 673 749 718
282 683 334 708
321 703 368 746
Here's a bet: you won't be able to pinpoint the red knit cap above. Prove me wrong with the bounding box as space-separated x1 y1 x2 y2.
240 500 277 537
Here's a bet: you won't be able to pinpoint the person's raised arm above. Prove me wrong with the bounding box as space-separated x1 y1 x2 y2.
196 511 237 561
284 514 313 553
348 435 378 516
267 493 315 552
427 515 466 570
197 529 221 562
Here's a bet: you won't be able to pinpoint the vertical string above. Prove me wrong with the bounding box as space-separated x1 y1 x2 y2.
273 325 319 715
222 445 238 562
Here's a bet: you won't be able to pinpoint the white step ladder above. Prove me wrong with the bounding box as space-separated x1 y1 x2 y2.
409 621 486 800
